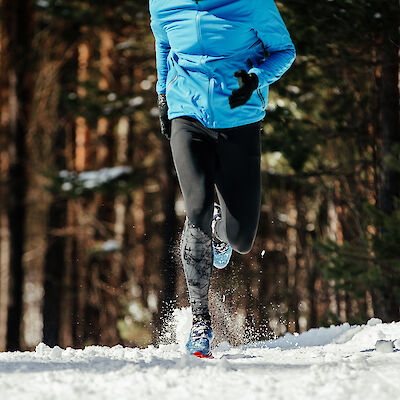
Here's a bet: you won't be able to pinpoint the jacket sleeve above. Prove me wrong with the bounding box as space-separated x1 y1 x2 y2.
150 8 171 95
248 0 296 89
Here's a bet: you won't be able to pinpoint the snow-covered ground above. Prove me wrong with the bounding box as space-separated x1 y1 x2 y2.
1 310 400 400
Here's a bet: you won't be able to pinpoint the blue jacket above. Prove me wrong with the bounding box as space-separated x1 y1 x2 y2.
150 0 295 129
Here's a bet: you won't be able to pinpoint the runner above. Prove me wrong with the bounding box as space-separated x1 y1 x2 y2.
150 0 296 357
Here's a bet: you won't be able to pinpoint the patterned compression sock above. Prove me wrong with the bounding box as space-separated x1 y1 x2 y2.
181 218 212 323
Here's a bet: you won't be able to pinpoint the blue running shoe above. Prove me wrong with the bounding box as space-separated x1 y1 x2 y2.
186 320 213 358
212 203 232 269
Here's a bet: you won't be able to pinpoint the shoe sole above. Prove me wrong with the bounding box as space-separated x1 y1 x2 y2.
213 246 232 269
193 351 213 359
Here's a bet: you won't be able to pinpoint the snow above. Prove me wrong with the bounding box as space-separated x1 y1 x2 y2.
101 240 121 252
77 166 133 188
1 311 400 400
59 166 133 192
375 340 395 354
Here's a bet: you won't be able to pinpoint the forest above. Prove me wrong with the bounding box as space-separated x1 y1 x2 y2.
0 0 398 352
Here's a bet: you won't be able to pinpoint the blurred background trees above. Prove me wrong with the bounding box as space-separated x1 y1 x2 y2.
0 0 398 351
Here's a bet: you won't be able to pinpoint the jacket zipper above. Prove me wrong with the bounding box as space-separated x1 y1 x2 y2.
195 10 204 54
195 2 215 126
209 78 215 127
257 89 265 109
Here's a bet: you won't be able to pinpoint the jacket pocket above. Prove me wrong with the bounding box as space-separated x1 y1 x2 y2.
166 73 178 90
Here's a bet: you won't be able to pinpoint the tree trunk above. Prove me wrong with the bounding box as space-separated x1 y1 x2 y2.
42 123 67 345
4 0 34 351
42 38 79 345
157 139 179 336
0 210 10 350
379 7 400 215
294 188 307 332
379 2 400 321
42 195 67 346
307 262 318 329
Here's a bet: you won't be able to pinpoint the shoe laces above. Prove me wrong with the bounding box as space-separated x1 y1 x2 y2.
213 205 222 222
191 321 211 340
212 204 230 253
211 205 221 233
213 237 230 254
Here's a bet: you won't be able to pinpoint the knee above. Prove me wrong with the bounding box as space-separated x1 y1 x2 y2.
228 232 255 254
187 206 212 236
187 206 207 226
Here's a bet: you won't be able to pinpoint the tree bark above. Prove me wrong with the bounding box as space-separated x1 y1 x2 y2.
157 139 179 336
42 36 79 345
379 2 400 321
42 126 67 346
4 0 34 351
379 7 400 215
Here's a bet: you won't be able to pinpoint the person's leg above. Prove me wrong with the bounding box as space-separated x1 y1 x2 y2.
170 117 216 322
170 117 216 236
180 218 213 322
214 121 262 254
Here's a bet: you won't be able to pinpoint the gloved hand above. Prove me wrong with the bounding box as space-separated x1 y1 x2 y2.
228 70 259 109
157 94 171 140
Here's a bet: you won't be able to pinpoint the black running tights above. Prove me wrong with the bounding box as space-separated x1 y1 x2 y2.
170 116 262 254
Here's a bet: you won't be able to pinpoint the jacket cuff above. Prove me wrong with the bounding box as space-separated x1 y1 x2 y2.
248 68 266 89
249 48 296 89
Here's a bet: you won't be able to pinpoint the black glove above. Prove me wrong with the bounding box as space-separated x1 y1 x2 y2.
228 70 259 109
157 94 171 140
